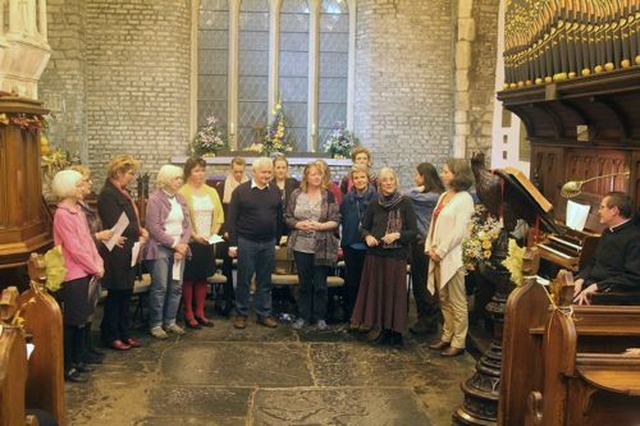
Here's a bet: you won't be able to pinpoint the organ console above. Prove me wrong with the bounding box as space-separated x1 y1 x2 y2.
498 1 640 277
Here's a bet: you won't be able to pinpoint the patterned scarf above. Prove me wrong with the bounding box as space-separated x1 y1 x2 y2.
380 191 403 248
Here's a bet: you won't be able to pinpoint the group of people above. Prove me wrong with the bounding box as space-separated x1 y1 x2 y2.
51 147 640 383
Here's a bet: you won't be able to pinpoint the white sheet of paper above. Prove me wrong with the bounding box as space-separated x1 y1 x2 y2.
26 343 35 360
566 200 590 231
172 258 182 281
130 241 141 267
207 234 224 245
104 212 130 251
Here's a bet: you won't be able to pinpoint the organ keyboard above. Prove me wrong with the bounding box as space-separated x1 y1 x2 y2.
537 226 600 273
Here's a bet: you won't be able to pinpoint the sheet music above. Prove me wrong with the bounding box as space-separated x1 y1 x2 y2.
130 242 141 267
172 259 182 281
104 212 130 251
207 234 224 245
26 343 35 360
566 200 590 232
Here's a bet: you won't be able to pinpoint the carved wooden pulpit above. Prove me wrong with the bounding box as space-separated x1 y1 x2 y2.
0 95 51 270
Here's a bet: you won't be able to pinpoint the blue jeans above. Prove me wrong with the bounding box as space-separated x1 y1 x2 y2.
235 237 275 318
147 246 184 329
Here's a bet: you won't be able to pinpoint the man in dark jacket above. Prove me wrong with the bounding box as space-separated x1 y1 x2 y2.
574 192 640 305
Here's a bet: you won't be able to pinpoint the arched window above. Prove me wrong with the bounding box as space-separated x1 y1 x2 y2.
196 0 355 152
279 0 310 152
197 0 229 127
237 0 270 149
318 0 349 149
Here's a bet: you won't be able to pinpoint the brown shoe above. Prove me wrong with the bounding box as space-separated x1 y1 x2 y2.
257 316 278 328
441 346 465 357
429 340 450 350
234 315 247 329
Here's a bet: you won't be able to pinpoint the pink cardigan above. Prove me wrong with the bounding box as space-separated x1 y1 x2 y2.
53 204 104 281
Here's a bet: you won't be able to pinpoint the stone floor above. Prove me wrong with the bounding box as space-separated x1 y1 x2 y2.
65 303 475 426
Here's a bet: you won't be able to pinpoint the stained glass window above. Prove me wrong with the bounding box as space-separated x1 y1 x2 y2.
318 0 349 149
197 0 353 153
238 0 270 149
198 0 229 129
279 0 310 151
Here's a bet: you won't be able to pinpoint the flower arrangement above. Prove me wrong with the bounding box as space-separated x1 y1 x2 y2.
323 121 360 158
462 206 503 272
190 114 227 156
263 99 292 156
501 238 526 285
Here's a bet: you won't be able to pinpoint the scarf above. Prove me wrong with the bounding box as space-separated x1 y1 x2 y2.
380 191 403 248
378 191 403 210
222 173 248 204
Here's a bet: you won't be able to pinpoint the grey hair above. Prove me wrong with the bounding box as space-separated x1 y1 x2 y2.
252 157 274 172
377 167 399 189
52 169 83 199
156 164 183 189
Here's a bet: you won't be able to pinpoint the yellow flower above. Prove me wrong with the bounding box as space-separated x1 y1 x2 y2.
44 246 67 292
483 250 492 258
501 238 526 285
482 240 492 249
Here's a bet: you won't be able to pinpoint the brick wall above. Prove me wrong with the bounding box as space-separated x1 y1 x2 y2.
41 0 192 186
40 0 499 191
84 0 191 183
466 0 500 157
354 0 456 187
39 0 87 160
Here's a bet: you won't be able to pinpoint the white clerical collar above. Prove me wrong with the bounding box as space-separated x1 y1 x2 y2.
609 218 631 233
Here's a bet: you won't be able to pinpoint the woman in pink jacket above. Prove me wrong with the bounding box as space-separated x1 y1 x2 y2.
52 170 105 383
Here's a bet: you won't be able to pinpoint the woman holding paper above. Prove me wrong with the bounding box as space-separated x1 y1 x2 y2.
143 165 191 339
179 157 224 328
98 155 148 351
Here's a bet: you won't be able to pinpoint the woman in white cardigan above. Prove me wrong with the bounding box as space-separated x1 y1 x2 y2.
425 158 475 357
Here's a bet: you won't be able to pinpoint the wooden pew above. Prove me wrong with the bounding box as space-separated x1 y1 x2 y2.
499 278 640 426
0 287 38 426
526 306 640 425
17 254 65 426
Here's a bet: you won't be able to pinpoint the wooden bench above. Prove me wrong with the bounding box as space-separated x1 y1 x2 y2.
0 287 34 426
1 254 65 425
499 276 640 426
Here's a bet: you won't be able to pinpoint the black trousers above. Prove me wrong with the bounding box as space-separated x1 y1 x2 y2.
342 246 367 319
410 241 440 325
100 288 133 344
293 251 330 322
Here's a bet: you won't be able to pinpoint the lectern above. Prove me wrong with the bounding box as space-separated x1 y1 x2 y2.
0 96 51 269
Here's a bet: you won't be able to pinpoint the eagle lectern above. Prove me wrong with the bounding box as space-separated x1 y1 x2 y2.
0 95 51 270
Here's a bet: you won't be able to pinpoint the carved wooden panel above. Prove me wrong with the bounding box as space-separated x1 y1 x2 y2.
0 97 51 269
531 145 565 210
531 144 638 229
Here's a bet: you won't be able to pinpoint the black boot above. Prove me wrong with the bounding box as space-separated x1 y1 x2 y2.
72 326 95 374
373 329 392 346
391 331 404 349
64 325 88 383
82 322 104 364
